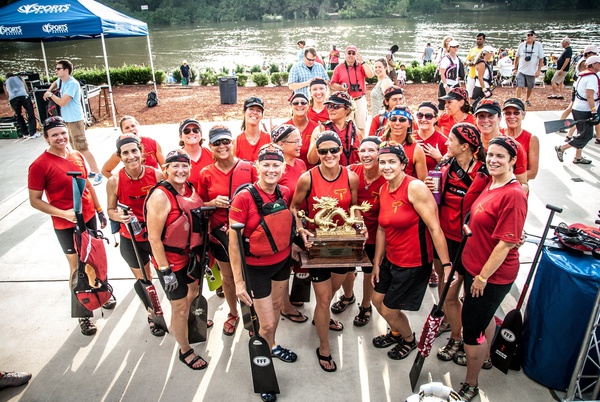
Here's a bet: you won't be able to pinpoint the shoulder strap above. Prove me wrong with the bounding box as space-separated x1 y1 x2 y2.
247 185 264 210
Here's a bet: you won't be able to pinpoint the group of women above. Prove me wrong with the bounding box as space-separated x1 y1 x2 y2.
28 79 536 401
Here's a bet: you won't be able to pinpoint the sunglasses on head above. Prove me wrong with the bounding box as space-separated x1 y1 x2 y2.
347 51 356 55
317 146 341 155
417 112 435 121
503 111 521 116
212 138 231 146
292 100 308 106
389 116 409 123
326 104 346 110
183 127 200 134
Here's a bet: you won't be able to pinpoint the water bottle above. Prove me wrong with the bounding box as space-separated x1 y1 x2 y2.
129 215 143 236
429 170 442 205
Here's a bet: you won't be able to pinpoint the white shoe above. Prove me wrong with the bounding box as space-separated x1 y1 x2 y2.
30 132 41 139
91 173 103 186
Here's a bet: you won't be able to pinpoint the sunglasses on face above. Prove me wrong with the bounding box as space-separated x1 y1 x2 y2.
389 116 409 123
503 111 521 116
292 101 308 106
417 112 435 121
326 104 346 110
527 34 533 36
347 51 356 55
183 128 201 134
54 67 64 71
212 139 232 146
317 146 341 155
305 57 316 62
450 46 459 48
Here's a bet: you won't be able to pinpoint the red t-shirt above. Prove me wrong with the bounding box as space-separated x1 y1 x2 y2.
229 185 293 266
188 147 213 190
369 114 386 137
308 107 329 124
234 131 271 162
378 177 433 267
349 164 386 245
198 161 257 230
437 113 476 137
28 150 95 230
500 128 533 171
416 130 448 172
279 159 306 190
306 166 351 228
284 118 319 169
140 136 159 169
331 62 368 98
116 167 159 241
462 180 527 284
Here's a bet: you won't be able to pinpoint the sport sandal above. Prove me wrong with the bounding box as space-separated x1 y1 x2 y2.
437 338 463 361
373 330 401 348
458 382 479 402
79 318 97 336
387 334 416 360
179 348 208 370
353 305 372 327
573 157 592 164
271 345 297 363
331 293 356 314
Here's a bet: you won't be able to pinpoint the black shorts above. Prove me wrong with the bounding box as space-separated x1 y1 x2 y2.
119 236 151 268
374 257 430 311
246 256 292 299
54 217 97 254
433 237 465 276
310 267 353 283
156 267 196 301
362 243 375 274
209 226 230 262
570 109 594 149
462 272 512 346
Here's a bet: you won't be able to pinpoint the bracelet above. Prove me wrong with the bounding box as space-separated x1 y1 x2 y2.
296 227 303 234
159 266 171 273
441 262 452 268
477 274 487 283
96 207 103 212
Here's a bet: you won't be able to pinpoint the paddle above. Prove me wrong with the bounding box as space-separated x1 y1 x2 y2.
118 203 168 334
409 224 472 391
232 223 280 395
544 118 588 134
491 204 562 373
188 206 216 344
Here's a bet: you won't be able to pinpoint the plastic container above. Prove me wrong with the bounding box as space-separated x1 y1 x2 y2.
218 76 238 104
429 170 442 204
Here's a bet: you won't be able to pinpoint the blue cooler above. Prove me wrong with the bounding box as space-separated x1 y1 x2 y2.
522 248 600 390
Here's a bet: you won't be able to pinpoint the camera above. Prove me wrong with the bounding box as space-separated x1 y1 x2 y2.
350 83 361 92
525 56 532 62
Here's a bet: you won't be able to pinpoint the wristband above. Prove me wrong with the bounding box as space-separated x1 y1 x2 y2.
96 206 103 212
477 274 487 283
441 262 452 268
159 266 172 274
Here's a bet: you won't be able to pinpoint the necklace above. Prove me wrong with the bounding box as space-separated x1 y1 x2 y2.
363 169 379 190
125 166 145 181
387 173 406 193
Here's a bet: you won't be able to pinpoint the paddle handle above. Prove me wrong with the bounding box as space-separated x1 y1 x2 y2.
232 223 260 335
118 202 151 282
437 224 472 309
516 204 562 310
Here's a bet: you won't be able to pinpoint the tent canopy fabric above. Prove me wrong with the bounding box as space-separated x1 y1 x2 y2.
0 0 148 42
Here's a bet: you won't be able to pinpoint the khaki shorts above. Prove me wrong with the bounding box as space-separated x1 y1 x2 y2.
551 70 567 85
66 120 89 151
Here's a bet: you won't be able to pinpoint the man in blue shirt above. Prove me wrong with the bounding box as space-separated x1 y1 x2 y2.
3 73 40 138
288 47 330 98
44 60 102 185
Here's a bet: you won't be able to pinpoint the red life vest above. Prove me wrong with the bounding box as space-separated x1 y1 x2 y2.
322 120 360 166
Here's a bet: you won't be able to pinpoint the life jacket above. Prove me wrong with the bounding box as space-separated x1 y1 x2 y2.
323 120 359 166
555 223 600 259
241 185 295 257
574 71 600 102
444 54 465 81
475 59 493 86
144 180 203 254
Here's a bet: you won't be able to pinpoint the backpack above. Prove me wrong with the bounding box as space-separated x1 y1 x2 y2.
444 55 465 82
47 81 61 117
241 185 296 257
555 223 600 259
146 91 158 108
73 228 114 311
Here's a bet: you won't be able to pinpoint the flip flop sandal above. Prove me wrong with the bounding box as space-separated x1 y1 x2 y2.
271 345 298 363
353 305 372 327
290 301 304 307
331 293 356 314
280 310 308 323
147 316 166 337
312 318 344 331
223 313 239 336
179 348 208 370
316 347 337 372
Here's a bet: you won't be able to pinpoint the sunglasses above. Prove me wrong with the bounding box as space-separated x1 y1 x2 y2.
305 57 316 62
526 34 534 36
389 116 409 123
292 101 308 106
183 128 200 134
450 46 459 48
326 104 346 110
211 139 232 146
317 146 341 155
503 111 522 116
417 112 436 121
54 67 64 71
347 51 356 55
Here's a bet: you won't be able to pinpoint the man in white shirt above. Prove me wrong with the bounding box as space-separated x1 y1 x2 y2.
513 30 545 107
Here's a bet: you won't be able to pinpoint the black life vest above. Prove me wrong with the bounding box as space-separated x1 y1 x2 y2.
323 120 359 166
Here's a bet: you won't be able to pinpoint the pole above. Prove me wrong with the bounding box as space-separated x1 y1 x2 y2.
146 34 158 95
40 40 50 83
100 33 118 128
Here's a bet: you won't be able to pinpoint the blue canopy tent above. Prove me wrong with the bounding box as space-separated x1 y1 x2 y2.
0 0 158 127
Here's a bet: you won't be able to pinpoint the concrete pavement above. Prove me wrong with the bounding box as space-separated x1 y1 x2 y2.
0 111 598 402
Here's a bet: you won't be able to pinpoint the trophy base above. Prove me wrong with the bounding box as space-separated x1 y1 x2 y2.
300 234 372 269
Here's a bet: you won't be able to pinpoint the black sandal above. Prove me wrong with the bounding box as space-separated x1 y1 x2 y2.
179 348 208 370
147 316 166 337
353 305 372 327
331 293 356 314
373 330 400 348
316 347 337 372
387 334 416 360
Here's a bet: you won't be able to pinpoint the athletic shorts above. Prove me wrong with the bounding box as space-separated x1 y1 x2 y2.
551 70 567 85
209 226 230 262
65 120 89 152
246 255 291 299
310 267 352 283
461 272 512 346
54 217 97 254
119 236 151 268
515 72 535 90
362 243 375 274
433 237 465 275
570 110 594 149
156 266 196 301
374 257 430 311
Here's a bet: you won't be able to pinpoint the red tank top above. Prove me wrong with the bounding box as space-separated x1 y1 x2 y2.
234 131 271 162
349 164 386 245
378 176 433 267
306 166 351 228
116 167 159 241
324 121 360 166
308 107 329 123
284 118 319 168
188 147 213 190
140 137 159 169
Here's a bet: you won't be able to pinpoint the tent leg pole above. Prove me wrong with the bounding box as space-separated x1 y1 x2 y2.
146 35 158 95
40 41 50 83
100 33 118 129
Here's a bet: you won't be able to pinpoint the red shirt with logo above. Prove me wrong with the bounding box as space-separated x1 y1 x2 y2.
116 167 159 241
140 136 159 169
349 163 386 245
437 113 476 137
234 131 271 162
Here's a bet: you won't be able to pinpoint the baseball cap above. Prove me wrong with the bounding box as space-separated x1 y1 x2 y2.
474 99 502 115
179 118 201 134
439 87 469 102
482 45 496 54
243 96 264 111
345 45 358 53
527 30 535 36
503 98 525 111
586 55 600 66
584 45 599 55
449 40 459 47
324 91 353 107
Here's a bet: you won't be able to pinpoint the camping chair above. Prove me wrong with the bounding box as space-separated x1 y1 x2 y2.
496 69 514 87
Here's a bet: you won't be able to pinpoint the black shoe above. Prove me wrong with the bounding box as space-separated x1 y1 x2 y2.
331 293 356 314
261 393 277 402
373 330 401 348
102 295 117 309
0 371 32 390
79 318 97 336
387 334 417 360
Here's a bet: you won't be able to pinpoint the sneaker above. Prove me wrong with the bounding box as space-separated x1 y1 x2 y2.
525 100 532 107
30 132 41 139
91 172 103 186
79 318 97 336
428 269 438 288
555 145 564 163
0 371 32 390
457 382 479 402
573 157 592 165
102 295 117 309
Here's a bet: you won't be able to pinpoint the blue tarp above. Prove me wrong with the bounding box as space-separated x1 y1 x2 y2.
0 0 148 42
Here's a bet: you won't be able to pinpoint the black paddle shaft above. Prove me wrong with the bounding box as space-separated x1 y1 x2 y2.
232 223 259 334
516 204 562 310
437 224 473 312
118 203 150 281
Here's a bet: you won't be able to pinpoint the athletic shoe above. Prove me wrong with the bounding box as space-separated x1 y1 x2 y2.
91 172 103 186
30 132 41 139
555 146 564 163
428 269 438 288
573 157 592 165
0 371 32 390
102 295 117 309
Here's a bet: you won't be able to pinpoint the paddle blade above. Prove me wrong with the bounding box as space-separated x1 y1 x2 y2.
544 119 576 134
248 333 280 394
409 353 426 391
491 309 523 374
134 279 152 310
188 294 208 343
241 301 254 332
136 279 169 333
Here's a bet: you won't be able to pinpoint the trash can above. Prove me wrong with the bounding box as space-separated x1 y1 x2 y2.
219 76 238 104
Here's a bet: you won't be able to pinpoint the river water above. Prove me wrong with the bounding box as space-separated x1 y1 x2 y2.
2 9 600 75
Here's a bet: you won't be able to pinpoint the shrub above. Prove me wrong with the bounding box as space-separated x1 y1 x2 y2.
366 75 378 85
198 69 218 86
270 72 283 86
281 72 289 83
406 66 422 83
269 63 279 74
250 65 262 73
410 60 420 68
287 63 294 72
421 63 437 83
235 64 246 74
237 74 249 87
544 69 555 85
252 72 269 87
